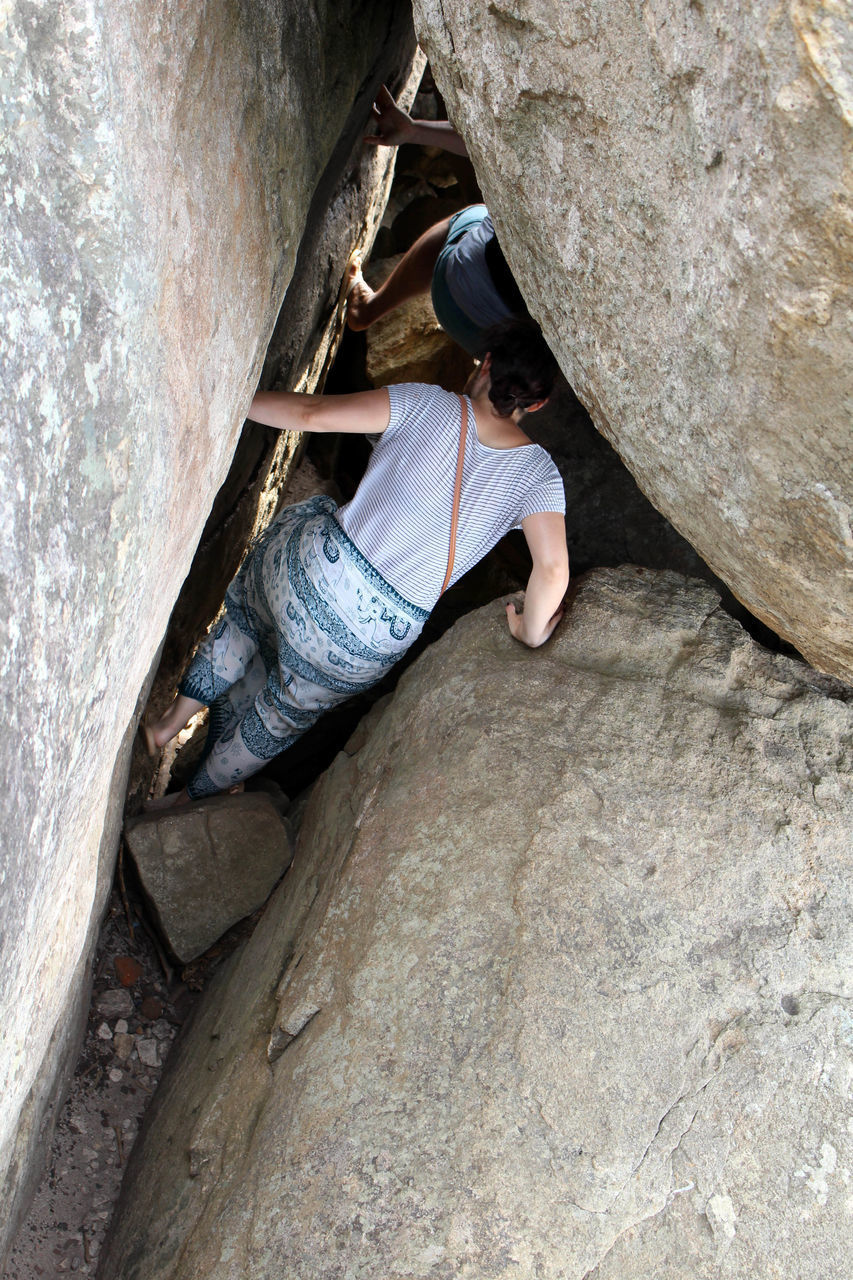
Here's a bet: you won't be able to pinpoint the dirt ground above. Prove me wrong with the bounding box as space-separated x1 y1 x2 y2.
3 868 254 1279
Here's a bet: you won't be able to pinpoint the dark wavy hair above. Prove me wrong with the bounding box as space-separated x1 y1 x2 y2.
479 317 559 417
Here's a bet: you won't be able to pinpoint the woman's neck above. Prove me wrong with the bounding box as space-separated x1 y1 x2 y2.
468 388 531 449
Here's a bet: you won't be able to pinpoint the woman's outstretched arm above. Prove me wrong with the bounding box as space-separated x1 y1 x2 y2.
507 510 570 647
248 387 391 435
363 84 469 157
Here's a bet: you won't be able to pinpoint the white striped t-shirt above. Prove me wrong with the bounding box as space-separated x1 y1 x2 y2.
334 383 566 610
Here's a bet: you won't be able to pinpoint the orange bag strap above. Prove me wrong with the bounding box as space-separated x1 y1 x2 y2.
439 394 468 597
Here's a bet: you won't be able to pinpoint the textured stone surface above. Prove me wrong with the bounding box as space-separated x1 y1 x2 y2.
413 0 853 682
125 794 294 963
0 0 419 1259
364 256 474 388
99 569 852 1279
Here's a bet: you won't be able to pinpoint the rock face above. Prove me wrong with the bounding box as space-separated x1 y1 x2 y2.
125 794 293 963
363 255 473 388
98 569 852 1279
0 0 420 1259
413 0 853 683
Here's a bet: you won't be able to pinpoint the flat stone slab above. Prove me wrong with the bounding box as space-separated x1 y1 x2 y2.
125 794 293 963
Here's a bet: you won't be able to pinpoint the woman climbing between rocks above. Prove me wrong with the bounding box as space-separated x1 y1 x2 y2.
346 85 528 355
143 319 569 802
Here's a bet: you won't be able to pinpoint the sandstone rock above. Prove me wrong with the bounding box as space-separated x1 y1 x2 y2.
125 794 294 964
98 569 852 1279
94 991 133 1022
413 0 853 683
364 256 474 389
112 1035 134 1063
135 1040 160 1070
0 0 422 1254
0 0 422 1257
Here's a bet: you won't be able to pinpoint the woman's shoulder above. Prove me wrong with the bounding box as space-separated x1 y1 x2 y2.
386 381 459 403
512 441 564 493
386 382 460 427
509 438 558 470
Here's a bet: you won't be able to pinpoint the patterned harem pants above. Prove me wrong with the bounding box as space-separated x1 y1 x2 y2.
179 496 428 799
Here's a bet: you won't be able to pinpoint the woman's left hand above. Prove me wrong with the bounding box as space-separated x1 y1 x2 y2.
363 85 415 148
505 597 564 648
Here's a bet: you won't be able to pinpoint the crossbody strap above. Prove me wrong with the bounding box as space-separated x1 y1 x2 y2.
439 394 468 597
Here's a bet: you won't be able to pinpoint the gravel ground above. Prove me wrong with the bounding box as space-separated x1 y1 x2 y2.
4 869 236 1278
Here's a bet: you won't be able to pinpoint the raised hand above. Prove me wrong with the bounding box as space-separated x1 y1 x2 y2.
363 85 416 148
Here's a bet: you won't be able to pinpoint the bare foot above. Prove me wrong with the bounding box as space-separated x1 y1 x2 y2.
141 713 183 753
138 719 157 757
147 717 175 751
141 716 172 753
345 272 378 331
140 694 206 753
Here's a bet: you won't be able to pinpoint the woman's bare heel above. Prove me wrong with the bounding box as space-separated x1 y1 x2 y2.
138 718 157 757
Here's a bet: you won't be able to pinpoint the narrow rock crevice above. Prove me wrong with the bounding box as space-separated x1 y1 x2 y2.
8 11 852 1276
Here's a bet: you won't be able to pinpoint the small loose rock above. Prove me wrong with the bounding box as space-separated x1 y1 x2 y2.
136 1039 160 1069
114 956 144 987
113 1034 135 1062
95 990 133 1020
8 886 205 1278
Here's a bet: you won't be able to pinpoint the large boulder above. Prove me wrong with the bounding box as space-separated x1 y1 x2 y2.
413 0 853 684
98 569 852 1278
0 0 420 1259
